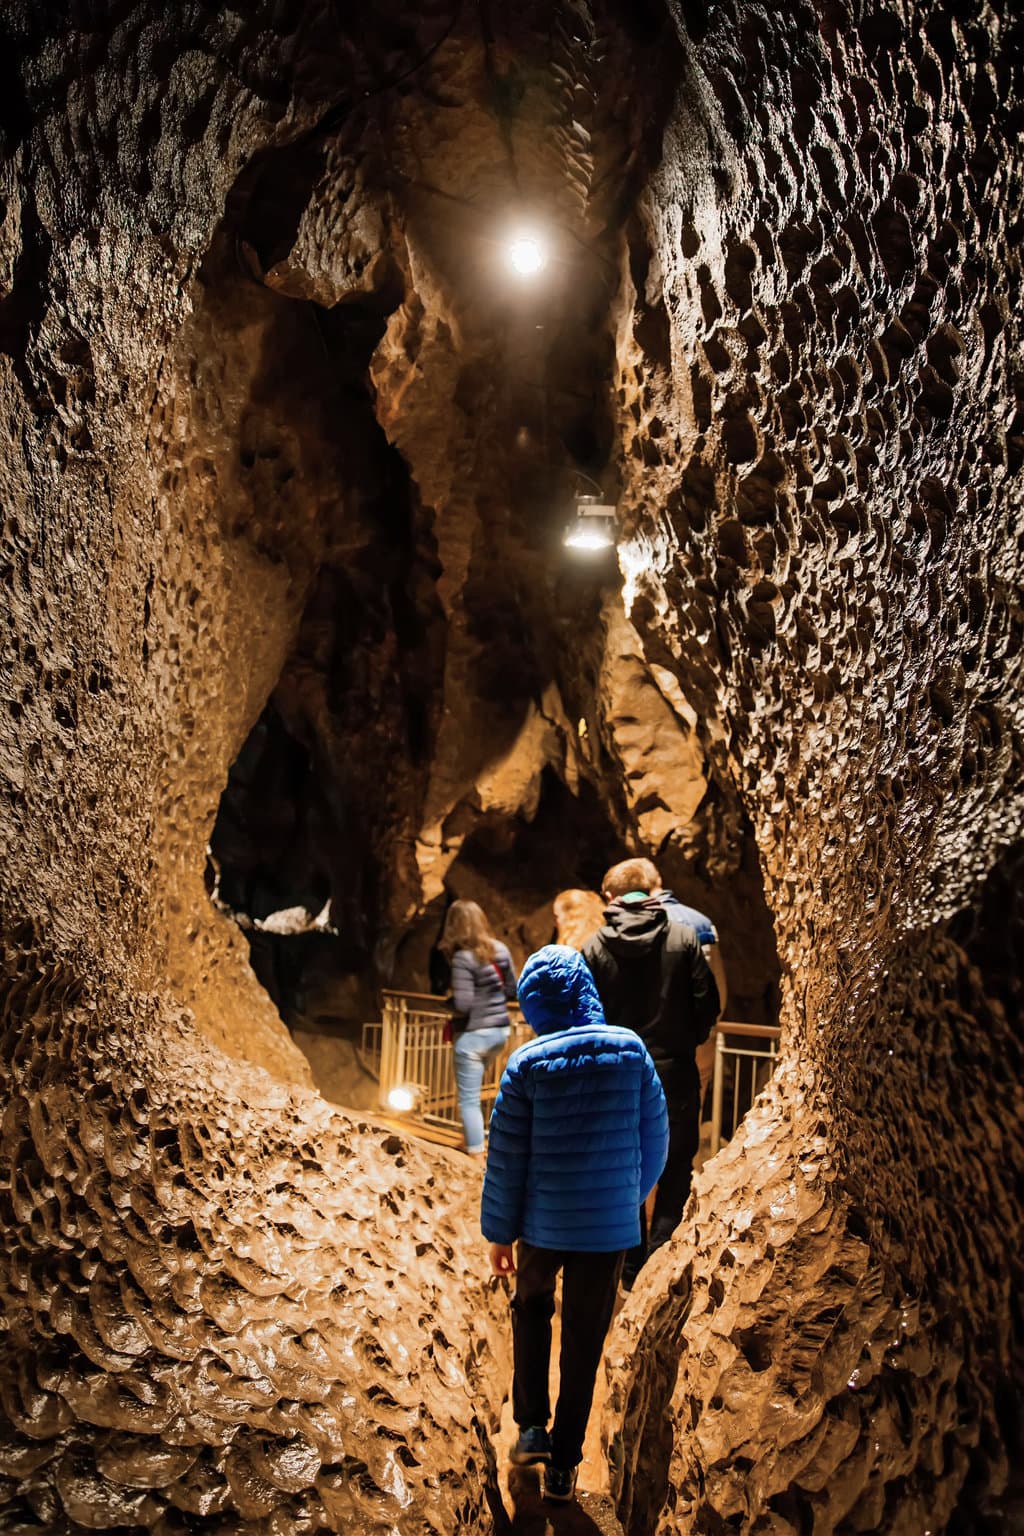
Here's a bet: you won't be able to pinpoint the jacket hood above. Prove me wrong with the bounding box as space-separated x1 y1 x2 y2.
597 896 670 959
516 945 606 1036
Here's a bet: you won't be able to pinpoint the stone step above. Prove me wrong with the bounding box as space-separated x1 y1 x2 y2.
503 1465 624 1534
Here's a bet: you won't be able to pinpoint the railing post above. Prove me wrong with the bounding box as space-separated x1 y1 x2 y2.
379 997 394 1108
395 997 408 1100
710 1029 726 1156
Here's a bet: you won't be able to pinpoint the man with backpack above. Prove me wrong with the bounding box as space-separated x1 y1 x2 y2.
583 858 720 1285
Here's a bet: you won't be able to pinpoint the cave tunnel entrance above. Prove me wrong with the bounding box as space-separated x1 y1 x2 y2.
190 5 781 1134
194 192 776 1112
196 131 783 1115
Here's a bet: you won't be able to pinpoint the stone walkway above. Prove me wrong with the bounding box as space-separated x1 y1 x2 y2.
493 1280 625 1534
488 1124 714 1532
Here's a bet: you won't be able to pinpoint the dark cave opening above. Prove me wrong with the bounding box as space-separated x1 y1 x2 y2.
211 701 331 926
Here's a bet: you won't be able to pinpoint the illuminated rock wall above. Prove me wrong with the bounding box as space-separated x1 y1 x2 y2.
603 2 1024 1530
1 1 1021 1532
0 8 516 1530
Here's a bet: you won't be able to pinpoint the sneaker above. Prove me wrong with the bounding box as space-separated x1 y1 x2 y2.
509 1426 551 1465
543 1464 578 1502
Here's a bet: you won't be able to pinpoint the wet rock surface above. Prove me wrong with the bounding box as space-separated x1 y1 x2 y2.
0 1 1021 1533
0 936 508 1532
601 2 1024 1531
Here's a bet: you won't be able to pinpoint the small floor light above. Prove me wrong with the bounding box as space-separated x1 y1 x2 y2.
506 231 547 277
386 1084 419 1113
563 493 617 552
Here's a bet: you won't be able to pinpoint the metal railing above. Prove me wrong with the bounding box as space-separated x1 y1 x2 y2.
709 1021 781 1155
360 993 780 1155
359 990 531 1145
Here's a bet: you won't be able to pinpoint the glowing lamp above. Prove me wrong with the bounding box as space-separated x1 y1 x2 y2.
386 1085 418 1113
563 494 617 552
506 232 547 277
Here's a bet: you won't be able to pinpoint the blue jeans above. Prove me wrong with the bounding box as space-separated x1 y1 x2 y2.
453 1026 509 1152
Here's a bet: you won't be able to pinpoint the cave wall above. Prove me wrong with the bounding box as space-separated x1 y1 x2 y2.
0 8 526 1530
1 1 1022 1533
603 2 1024 1530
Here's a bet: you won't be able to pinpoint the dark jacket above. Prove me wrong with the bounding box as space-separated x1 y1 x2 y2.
481 945 669 1252
656 889 718 947
451 942 517 1031
583 897 719 1102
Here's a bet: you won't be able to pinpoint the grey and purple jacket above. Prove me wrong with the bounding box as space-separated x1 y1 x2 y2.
451 942 517 1032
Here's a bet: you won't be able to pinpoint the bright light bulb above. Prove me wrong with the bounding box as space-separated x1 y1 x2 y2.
387 1085 416 1112
564 523 615 551
506 233 547 276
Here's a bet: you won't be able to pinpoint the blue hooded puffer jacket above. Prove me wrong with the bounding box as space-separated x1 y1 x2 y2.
481 945 669 1253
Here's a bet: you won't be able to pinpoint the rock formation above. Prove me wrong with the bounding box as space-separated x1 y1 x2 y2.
0 1 1021 1532
601 3 1024 1531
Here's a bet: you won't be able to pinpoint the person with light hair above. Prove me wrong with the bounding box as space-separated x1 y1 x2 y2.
601 857 726 1104
551 887 606 951
438 900 517 1155
601 857 728 1016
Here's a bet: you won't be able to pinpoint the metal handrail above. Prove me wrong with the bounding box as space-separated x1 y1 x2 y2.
380 987 455 1005
709 1021 781 1155
713 1020 780 1039
360 989 528 1141
363 992 780 1158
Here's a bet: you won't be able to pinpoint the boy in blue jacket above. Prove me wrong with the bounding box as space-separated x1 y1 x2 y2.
481 945 669 1502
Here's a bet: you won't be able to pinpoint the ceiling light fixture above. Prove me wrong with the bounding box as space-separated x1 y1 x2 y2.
563 493 617 552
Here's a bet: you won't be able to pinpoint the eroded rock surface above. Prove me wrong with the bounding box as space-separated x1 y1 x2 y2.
602 2 1024 1531
1 1 1022 1533
0 939 507 1531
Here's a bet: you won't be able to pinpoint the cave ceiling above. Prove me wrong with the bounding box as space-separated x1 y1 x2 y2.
1 1 1023 1533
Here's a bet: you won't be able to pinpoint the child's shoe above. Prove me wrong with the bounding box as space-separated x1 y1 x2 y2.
542 1464 578 1501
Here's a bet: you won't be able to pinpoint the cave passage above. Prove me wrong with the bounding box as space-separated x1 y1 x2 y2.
198 114 782 1092
1 3 1022 1534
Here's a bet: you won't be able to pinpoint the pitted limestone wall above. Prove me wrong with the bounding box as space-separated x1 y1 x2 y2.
0 7 517 1531
603 2 1024 1531
0 943 506 1530
2 1 1022 1532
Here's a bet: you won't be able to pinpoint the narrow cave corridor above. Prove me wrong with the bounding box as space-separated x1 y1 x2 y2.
1 4 1023 1535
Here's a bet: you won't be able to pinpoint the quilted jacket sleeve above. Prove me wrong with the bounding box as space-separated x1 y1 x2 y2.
451 951 476 1016
638 1049 670 1203
481 1053 533 1245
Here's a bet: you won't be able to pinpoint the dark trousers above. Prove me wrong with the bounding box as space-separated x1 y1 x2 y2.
511 1242 624 1469
623 1101 700 1285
